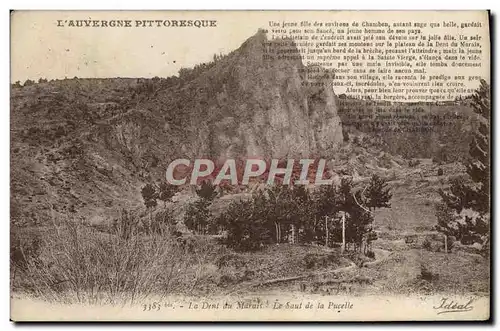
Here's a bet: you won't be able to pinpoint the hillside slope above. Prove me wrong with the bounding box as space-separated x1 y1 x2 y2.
10 30 344 224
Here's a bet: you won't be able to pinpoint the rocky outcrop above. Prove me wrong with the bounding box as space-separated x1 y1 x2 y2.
164 30 343 160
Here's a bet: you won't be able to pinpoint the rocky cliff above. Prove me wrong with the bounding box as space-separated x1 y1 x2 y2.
148 30 343 160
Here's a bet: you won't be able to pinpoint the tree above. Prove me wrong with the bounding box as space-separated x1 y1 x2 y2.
219 185 318 250
184 199 211 235
289 185 312 244
222 193 274 251
141 183 158 233
466 79 490 214
23 79 34 87
435 202 460 240
437 79 490 250
141 183 158 209
337 177 378 254
313 184 339 247
344 202 373 253
158 182 176 207
356 175 392 254
265 185 297 243
364 174 392 211
183 181 218 235
195 180 218 201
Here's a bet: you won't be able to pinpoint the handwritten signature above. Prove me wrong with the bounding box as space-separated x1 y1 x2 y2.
433 298 474 314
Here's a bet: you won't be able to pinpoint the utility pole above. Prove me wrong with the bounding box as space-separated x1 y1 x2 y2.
325 216 328 247
444 234 448 253
325 216 329 248
341 211 346 254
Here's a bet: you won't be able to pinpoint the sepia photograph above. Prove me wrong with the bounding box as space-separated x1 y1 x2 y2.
9 10 491 321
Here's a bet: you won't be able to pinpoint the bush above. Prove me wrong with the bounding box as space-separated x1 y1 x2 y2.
303 253 338 269
422 237 444 252
152 209 177 235
419 265 439 282
11 230 42 274
11 219 215 304
215 253 246 269
409 159 420 167
342 128 350 142
422 237 432 250
184 199 212 235
112 209 140 240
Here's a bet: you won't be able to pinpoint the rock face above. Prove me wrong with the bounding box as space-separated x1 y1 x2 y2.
167 30 344 160
216 31 343 159
10 30 343 223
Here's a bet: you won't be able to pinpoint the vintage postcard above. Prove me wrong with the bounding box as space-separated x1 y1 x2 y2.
10 10 490 321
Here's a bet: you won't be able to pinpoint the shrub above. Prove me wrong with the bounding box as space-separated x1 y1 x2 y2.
11 231 42 274
152 209 177 235
303 254 318 269
184 199 212 235
303 253 338 269
422 237 445 252
112 209 140 240
419 265 439 282
409 159 420 167
342 127 350 142
215 253 246 269
11 219 214 305
422 237 432 251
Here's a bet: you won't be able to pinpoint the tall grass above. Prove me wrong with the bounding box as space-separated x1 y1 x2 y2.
11 213 222 305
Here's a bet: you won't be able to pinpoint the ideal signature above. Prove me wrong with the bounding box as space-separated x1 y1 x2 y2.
433 298 474 315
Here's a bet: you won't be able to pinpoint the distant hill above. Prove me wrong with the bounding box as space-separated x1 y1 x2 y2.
10 30 344 225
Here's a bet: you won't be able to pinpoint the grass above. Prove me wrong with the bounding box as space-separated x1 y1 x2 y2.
11 218 225 305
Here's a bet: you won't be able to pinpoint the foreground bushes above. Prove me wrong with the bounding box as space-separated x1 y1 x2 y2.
11 218 221 305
